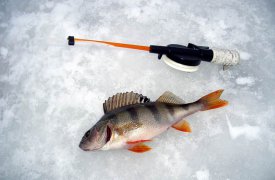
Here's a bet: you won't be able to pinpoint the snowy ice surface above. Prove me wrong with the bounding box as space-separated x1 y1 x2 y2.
0 0 275 179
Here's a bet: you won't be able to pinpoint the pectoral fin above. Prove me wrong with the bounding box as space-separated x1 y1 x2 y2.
172 120 192 133
128 143 152 153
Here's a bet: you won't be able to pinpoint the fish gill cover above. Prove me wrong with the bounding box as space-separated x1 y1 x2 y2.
0 0 275 179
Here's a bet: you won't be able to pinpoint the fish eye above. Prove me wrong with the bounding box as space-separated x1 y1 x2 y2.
84 130 90 137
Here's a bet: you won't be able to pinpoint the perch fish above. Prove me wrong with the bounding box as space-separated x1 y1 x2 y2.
79 90 228 153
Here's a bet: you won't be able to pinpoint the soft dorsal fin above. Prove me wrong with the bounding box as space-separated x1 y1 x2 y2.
103 92 150 113
156 91 185 104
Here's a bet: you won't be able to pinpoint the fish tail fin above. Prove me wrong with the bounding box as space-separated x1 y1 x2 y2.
198 89 228 111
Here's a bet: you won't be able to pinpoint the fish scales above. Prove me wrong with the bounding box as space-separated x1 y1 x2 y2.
127 107 139 121
111 103 188 130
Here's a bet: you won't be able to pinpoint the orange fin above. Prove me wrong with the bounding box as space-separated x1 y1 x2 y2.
172 120 191 132
127 140 152 144
199 89 228 111
128 143 152 153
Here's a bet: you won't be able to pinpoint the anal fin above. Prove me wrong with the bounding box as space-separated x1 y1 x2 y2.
128 143 152 153
172 119 192 133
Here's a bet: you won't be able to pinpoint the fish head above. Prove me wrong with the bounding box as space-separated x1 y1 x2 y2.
79 121 112 151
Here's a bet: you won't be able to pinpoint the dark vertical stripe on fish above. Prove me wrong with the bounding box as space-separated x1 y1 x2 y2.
108 114 118 121
127 107 139 121
165 104 175 116
180 104 189 110
147 105 161 121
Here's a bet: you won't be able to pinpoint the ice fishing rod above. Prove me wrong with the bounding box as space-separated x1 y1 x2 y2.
67 36 240 72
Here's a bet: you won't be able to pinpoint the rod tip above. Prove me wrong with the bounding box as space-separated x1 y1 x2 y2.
68 36 75 45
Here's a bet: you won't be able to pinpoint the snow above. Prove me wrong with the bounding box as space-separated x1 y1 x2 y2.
0 47 8 59
239 51 251 61
227 116 260 140
0 0 275 179
195 169 210 180
235 77 255 86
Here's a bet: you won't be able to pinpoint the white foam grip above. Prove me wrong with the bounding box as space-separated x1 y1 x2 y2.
211 48 240 66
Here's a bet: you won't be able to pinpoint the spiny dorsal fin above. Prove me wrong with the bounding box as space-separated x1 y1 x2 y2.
103 92 150 113
156 91 185 104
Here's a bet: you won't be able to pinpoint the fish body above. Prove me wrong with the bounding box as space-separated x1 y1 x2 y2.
79 90 228 153
101 102 200 150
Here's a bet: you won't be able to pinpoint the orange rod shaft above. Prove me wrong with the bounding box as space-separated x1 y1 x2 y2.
74 38 150 51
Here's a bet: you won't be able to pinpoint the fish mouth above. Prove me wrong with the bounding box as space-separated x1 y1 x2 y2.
79 143 100 151
79 146 90 151
79 143 90 151
81 148 90 151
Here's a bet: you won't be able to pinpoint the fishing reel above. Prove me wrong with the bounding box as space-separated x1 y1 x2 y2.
68 36 240 72
149 43 240 72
